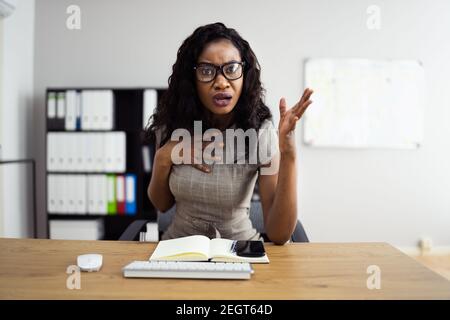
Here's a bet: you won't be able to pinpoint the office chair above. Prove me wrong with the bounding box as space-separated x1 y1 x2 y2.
119 201 309 243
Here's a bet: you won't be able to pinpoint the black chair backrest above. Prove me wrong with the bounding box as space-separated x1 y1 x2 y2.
157 201 309 242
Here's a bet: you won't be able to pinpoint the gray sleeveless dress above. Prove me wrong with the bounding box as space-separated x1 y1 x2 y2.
156 119 279 241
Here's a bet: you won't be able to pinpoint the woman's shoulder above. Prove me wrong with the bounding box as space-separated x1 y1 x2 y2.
257 118 278 142
256 118 279 167
259 118 275 130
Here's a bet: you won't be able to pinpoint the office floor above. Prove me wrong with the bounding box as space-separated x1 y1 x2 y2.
410 254 450 280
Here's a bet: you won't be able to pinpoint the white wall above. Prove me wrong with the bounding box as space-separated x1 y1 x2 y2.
33 0 450 247
0 0 35 238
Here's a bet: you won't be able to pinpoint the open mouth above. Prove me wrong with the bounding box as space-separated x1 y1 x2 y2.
212 93 232 107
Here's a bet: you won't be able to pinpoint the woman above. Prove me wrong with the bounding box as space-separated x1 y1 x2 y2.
146 22 313 245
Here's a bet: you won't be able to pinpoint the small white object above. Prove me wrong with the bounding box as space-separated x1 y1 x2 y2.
145 222 159 242
77 254 103 272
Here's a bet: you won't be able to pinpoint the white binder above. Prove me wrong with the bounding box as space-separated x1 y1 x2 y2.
56 92 66 119
47 174 57 213
73 133 84 172
92 133 104 172
81 91 93 130
52 175 60 213
85 132 95 172
98 90 114 130
114 132 126 172
91 93 101 130
87 174 97 214
47 133 57 172
79 132 89 171
96 175 108 215
65 134 76 171
60 175 67 213
59 133 69 172
49 132 126 173
66 175 76 214
74 174 87 214
47 92 56 119
104 133 116 172
86 174 107 214
65 90 78 131
81 90 114 130
51 133 64 172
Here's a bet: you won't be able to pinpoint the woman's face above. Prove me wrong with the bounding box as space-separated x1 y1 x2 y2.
195 39 244 119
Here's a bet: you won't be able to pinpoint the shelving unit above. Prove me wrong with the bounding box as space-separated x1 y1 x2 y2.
45 87 165 240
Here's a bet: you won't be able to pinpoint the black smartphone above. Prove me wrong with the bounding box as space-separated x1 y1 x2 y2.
232 240 265 257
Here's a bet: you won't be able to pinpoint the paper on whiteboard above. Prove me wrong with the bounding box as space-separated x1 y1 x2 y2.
303 58 425 149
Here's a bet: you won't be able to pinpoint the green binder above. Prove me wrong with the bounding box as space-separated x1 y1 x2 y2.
107 174 117 215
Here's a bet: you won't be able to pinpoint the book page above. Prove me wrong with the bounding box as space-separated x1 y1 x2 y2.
209 238 235 258
149 235 210 261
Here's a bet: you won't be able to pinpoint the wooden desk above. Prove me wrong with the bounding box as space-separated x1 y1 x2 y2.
0 238 449 299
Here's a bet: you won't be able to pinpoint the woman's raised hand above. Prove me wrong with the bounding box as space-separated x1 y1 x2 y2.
278 88 313 155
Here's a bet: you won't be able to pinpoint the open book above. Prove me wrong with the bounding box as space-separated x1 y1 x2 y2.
149 235 269 263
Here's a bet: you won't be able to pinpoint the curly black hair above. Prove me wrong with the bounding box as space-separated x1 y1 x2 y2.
144 22 272 146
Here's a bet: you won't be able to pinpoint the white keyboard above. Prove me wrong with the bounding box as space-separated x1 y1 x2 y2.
122 261 254 280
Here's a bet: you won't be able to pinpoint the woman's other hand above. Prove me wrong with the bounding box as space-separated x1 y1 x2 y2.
278 88 313 156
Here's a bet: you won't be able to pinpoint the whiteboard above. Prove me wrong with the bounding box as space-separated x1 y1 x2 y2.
303 58 425 149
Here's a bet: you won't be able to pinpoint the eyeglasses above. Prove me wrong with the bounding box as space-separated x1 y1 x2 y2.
194 61 245 83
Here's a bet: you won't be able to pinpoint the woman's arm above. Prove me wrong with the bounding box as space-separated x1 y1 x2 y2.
147 143 176 212
259 152 297 245
258 88 313 245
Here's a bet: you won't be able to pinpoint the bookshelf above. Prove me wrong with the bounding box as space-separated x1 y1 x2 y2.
45 87 166 240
